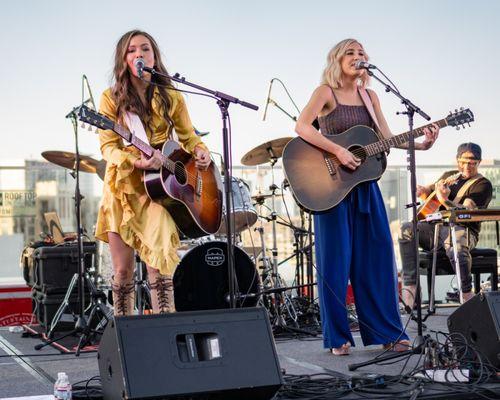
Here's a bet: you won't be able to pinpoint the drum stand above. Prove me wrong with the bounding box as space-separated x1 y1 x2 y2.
256 158 315 336
135 252 150 315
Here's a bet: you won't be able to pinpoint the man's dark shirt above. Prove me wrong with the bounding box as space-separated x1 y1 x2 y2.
429 170 493 235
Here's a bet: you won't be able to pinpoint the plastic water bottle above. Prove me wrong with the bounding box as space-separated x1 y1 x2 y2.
54 372 72 400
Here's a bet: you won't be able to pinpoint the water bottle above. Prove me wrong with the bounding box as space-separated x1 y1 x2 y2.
54 372 72 400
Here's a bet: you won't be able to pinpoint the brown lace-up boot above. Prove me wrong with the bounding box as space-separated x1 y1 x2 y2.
149 274 175 314
111 277 135 316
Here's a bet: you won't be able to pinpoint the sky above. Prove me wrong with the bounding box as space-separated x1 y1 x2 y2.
1 0 499 168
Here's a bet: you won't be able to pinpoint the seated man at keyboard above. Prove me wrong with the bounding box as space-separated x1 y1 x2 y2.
399 143 493 307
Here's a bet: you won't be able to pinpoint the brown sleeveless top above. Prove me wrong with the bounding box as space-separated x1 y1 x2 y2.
318 87 374 135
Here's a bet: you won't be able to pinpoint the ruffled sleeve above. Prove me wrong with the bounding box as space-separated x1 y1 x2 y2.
98 89 141 195
170 90 208 154
99 90 141 171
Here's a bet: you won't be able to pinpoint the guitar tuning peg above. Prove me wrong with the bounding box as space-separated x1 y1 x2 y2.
460 107 464 111
455 109 458 113
80 122 86 129
467 122 471 127
88 125 93 132
456 126 460 130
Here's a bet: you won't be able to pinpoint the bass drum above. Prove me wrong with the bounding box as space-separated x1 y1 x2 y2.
173 241 260 311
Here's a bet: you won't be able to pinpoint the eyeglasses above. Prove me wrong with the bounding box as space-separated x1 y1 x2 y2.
458 159 480 167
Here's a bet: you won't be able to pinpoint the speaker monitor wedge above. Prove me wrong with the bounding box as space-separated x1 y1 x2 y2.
98 307 283 399
447 291 500 368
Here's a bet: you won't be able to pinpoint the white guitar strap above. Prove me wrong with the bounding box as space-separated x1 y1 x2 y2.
358 87 384 140
124 112 150 145
454 174 484 204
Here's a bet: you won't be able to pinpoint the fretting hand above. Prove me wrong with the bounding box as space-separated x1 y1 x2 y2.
135 149 163 170
421 123 440 150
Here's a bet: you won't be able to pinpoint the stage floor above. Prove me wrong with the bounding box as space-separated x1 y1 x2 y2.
0 305 498 399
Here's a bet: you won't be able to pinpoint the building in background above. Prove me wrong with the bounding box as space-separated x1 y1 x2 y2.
0 160 498 287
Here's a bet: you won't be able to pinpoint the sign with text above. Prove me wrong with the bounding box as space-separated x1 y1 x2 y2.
0 191 36 217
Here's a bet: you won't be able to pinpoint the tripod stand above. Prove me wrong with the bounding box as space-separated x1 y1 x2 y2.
35 96 109 355
253 161 316 337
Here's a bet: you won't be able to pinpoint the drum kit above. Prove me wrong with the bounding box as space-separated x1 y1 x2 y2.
40 136 318 333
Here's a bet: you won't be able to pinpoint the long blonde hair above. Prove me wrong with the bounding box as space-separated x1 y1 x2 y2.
111 30 175 133
321 39 370 89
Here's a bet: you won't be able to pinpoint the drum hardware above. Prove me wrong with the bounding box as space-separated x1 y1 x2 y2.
251 171 315 336
217 177 258 235
134 252 150 315
42 150 106 181
35 93 110 355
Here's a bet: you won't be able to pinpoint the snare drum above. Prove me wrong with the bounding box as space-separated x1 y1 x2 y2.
173 240 260 311
217 177 258 234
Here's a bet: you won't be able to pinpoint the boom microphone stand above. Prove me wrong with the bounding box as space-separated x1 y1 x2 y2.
143 66 257 307
348 66 431 371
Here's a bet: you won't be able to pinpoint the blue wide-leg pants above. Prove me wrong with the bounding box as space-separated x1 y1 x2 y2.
314 182 408 349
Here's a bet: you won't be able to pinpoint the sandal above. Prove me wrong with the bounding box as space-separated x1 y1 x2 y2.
383 340 410 352
331 343 351 356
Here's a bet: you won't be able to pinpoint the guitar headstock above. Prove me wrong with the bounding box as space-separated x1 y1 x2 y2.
77 105 114 132
446 108 474 130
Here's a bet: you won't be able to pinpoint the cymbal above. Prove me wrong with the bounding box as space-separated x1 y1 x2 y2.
42 151 107 180
241 137 293 166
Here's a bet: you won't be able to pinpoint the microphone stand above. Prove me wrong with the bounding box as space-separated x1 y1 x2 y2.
143 66 257 308
348 68 431 371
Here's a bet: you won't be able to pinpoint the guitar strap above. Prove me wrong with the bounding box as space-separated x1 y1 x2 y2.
453 174 484 204
358 87 384 140
124 112 150 145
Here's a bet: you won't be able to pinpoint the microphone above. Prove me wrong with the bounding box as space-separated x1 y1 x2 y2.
134 58 145 78
355 61 377 70
262 79 274 121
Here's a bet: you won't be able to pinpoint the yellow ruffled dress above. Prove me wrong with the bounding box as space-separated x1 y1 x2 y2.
94 88 207 276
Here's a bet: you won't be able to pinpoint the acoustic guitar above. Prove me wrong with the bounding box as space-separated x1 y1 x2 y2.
78 105 223 238
282 108 474 212
416 172 461 221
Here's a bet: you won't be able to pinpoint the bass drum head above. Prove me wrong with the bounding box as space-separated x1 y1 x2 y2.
173 241 260 311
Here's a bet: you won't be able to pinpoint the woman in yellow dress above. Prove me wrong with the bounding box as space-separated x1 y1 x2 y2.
95 30 212 315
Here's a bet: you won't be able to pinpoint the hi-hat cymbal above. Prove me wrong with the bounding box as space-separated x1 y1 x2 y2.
241 137 293 166
42 151 106 180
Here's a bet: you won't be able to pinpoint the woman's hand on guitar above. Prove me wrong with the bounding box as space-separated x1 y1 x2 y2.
194 146 211 170
336 147 361 170
421 123 440 150
135 149 164 170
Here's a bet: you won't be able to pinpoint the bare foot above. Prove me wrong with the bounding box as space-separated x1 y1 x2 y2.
331 343 351 356
383 340 410 352
462 291 474 303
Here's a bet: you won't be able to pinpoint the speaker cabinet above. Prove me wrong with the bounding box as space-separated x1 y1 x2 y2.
447 291 500 368
98 307 283 399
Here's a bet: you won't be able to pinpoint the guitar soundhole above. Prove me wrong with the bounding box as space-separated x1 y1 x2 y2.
174 161 187 185
348 145 367 163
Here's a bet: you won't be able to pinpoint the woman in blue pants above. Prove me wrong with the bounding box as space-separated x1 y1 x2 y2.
294 38 439 355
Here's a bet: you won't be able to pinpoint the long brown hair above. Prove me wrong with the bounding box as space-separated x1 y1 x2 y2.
111 30 175 134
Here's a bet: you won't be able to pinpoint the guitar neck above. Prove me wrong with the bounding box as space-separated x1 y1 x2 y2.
364 118 448 156
113 123 176 172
